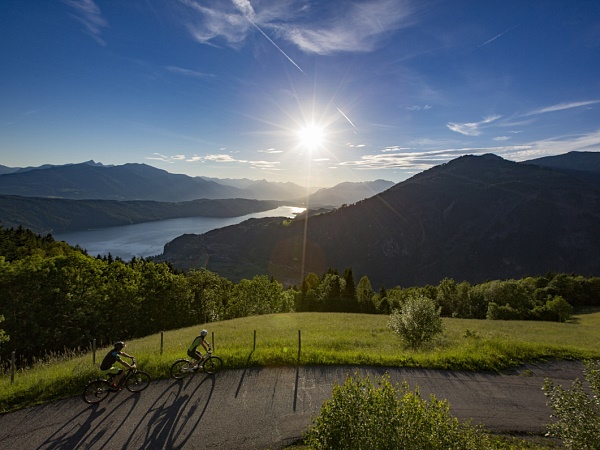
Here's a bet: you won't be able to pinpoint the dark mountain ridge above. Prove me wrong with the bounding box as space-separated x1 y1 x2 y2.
0 162 244 201
155 153 600 287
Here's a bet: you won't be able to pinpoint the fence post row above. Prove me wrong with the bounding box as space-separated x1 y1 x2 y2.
10 329 305 383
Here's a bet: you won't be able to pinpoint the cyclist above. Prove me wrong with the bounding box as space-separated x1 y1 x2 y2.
188 329 211 369
100 341 136 387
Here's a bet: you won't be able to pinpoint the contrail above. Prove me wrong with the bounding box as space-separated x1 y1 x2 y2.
336 106 357 130
248 20 305 74
234 1 357 130
479 25 518 47
233 0 305 74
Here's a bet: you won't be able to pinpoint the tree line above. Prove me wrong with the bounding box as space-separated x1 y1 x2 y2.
1 226 599 367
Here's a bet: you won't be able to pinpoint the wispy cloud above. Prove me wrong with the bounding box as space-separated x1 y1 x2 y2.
447 115 501 136
523 100 600 116
258 148 283 154
179 0 415 55
62 0 108 46
166 66 215 79
406 104 432 111
336 130 600 172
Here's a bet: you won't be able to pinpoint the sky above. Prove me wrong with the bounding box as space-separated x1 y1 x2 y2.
1 0 600 187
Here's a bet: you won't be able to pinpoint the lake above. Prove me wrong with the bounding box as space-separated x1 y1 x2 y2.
54 206 305 260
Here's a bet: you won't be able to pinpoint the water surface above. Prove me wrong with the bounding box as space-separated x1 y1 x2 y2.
55 206 304 260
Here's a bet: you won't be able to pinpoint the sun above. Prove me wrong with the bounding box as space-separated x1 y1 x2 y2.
297 123 326 149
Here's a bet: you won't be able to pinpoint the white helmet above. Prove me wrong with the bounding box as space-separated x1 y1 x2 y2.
200 329 208 337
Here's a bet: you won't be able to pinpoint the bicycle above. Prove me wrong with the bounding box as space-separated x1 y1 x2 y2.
170 351 223 379
82 357 151 404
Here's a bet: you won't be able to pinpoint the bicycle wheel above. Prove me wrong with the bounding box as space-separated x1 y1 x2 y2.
171 359 192 379
82 379 110 404
202 356 223 375
125 371 151 392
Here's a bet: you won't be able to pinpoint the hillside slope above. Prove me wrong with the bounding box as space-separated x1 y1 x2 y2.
156 154 600 286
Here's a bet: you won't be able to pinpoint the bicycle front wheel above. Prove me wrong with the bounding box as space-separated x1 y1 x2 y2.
126 371 151 392
203 356 223 375
82 379 110 404
171 359 192 379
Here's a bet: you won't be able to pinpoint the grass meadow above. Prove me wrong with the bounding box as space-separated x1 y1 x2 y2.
1 309 599 414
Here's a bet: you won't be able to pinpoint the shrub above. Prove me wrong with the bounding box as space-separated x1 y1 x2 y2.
388 294 443 349
543 359 600 449
304 372 489 450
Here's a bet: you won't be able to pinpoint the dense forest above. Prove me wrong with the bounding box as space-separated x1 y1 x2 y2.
1 226 599 368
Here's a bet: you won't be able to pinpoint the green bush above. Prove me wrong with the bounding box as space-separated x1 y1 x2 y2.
304 372 489 450
388 294 443 349
543 359 600 449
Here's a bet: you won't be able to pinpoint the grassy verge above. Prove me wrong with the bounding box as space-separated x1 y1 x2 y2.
2 309 599 414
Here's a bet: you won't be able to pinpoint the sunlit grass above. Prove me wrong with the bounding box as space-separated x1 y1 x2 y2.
1 310 599 413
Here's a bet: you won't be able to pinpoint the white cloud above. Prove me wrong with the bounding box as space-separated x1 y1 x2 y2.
166 66 215 79
258 148 283 154
62 0 108 46
204 154 246 163
493 136 511 141
447 115 501 136
524 100 600 116
180 0 415 55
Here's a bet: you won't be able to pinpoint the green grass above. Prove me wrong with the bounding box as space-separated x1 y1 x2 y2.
2 310 600 414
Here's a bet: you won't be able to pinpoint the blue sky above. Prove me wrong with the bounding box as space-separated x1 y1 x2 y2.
1 0 599 187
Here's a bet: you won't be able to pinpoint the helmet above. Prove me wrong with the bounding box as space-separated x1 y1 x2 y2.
200 329 208 337
114 341 125 349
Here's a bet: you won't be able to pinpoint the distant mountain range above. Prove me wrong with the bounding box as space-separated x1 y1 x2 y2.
154 152 600 287
0 161 392 205
0 161 393 232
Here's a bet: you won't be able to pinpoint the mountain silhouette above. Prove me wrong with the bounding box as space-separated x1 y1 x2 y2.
155 153 600 287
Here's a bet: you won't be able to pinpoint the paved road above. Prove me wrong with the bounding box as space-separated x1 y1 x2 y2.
0 362 584 450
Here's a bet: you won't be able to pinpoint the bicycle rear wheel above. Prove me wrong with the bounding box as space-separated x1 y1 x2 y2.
82 379 110 404
171 359 193 379
126 371 151 392
203 356 223 375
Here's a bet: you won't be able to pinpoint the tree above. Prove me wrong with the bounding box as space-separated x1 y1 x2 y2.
0 315 9 346
356 275 374 313
388 294 443 349
543 359 600 449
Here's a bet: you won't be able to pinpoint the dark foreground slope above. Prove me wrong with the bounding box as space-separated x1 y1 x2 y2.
156 154 600 287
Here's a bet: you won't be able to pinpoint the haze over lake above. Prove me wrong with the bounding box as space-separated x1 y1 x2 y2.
55 206 304 260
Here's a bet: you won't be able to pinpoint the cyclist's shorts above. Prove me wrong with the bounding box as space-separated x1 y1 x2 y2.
101 366 122 376
187 349 202 361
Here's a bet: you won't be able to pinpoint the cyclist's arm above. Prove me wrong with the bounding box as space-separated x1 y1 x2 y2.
117 352 135 368
201 340 211 352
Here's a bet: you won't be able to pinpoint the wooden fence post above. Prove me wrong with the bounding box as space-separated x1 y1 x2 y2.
253 330 256 351
10 351 16 384
298 330 301 361
160 331 164 356
92 339 96 365
211 331 215 351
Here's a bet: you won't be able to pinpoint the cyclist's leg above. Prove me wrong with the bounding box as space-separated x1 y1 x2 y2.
107 367 124 386
187 349 202 368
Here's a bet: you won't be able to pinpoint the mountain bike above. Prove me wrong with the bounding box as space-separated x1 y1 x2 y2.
82 358 151 404
170 351 223 379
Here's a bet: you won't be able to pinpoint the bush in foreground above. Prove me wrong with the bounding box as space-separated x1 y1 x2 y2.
304 372 490 450
543 359 600 449
388 294 443 349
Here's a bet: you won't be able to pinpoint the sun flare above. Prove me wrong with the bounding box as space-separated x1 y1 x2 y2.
297 123 325 149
